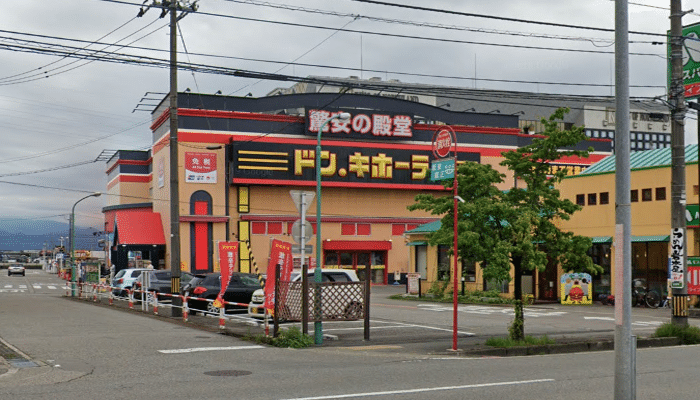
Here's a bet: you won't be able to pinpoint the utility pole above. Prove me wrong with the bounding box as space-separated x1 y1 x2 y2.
670 0 689 327
613 2 633 399
140 0 198 317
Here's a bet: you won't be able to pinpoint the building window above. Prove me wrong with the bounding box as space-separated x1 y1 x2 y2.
437 245 451 281
576 194 585 206
631 133 636 140
341 223 371 236
588 193 597 206
631 190 639 202
655 187 666 201
392 223 420 236
600 192 609 205
642 188 652 201
252 221 283 235
462 259 476 282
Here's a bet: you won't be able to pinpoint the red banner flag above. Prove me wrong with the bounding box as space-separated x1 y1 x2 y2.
264 239 293 312
213 241 239 308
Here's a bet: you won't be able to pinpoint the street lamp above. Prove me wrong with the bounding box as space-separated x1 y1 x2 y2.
70 192 102 296
315 112 351 344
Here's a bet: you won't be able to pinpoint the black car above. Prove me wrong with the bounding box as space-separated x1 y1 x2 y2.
133 270 194 302
181 272 261 315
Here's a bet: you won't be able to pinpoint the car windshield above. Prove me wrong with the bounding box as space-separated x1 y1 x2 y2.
240 274 261 287
114 270 126 279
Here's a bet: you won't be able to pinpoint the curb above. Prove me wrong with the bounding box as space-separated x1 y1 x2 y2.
437 336 682 357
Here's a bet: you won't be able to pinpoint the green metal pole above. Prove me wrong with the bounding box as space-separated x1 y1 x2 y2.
314 120 326 345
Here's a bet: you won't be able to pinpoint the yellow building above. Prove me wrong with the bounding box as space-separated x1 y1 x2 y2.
557 144 700 300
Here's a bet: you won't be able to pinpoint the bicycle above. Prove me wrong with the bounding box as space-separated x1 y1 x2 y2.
632 279 661 308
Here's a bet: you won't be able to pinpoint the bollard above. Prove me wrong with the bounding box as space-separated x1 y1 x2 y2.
219 304 226 330
93 284 98 302
128 289 134 309
183 296 189 322
153 291 159 315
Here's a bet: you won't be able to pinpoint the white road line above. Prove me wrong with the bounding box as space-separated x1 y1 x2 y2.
278 379 555 400
3 285 11 288
33 285 41 289
18 285 27 289
158 345 265 354
381 320 475 336
47 285 57 290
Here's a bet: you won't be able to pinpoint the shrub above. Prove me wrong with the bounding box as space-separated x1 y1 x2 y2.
247 327 314 348
485 335 554 348
654 323 700 344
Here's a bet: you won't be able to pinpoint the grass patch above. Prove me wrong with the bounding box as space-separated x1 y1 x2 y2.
389 289 515 305
485 335 555 348
245 326 314 348
653 323 700 344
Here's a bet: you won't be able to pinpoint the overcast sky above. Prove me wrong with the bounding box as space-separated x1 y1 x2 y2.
0 0 695 236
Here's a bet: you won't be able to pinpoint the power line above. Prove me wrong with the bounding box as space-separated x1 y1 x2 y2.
347 0 665 37
0 29 666 91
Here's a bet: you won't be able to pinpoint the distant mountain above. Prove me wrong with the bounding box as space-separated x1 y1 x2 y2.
0 221 104 252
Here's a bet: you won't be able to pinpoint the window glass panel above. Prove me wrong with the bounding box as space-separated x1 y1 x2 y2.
600 192 609 205
341 223 355 236
631 190 639 202
252 222 266 235
642 188 652 201
356 223 371 236
576 194 585 206
588 193 597 206
267 222 283 235
655 187 666 200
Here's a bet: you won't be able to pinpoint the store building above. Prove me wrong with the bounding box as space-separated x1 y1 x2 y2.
102 91 611 282
556 144 700 300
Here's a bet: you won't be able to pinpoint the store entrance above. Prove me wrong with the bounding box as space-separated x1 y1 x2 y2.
324 250 387 284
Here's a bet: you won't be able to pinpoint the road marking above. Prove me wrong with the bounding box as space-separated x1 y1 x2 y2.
18 285 27 289
417 303 567 318
47 285 57 290
3 285 10 288
33 285 41 289
278 379 555 400
584 316 615 321
158 345 265 354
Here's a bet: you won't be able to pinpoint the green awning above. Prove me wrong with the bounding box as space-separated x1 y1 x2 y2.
406 241 427 246
631 235 669 242
591 236 612 243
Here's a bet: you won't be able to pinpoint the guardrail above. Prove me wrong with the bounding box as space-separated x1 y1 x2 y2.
66 281 249 331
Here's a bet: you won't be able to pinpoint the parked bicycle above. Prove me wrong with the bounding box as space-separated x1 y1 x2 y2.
632 278 661 308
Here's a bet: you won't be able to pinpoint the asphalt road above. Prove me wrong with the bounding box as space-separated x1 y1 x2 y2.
1 269 700 399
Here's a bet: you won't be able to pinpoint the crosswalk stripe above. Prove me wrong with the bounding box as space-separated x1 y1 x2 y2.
48 285 56 290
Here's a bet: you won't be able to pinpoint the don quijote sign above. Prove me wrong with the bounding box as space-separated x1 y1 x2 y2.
307 109 413 139
432 126 455 159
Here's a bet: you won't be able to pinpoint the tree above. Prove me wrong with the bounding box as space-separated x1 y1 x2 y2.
409 108 602 340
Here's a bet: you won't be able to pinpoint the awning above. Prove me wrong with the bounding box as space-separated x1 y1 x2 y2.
323 240 392 251
114 212 166 245
632 235 669 243
406 241 427 246
591 236 612 243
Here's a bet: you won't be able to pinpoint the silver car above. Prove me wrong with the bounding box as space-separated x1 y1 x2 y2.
111 268 150 297
7 264 25 276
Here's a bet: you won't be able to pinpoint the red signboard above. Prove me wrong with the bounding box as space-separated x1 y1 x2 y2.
432 127 455 159
213 241 239 308
264 239 294 312
185 152 217 183
689 266 700 295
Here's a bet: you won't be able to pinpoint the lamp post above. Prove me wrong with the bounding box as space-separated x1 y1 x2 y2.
70 192 102 296
315 112 351 345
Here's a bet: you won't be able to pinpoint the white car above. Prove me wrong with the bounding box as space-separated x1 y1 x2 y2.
111 268 151 297
248 269 362 321
7 264 25 276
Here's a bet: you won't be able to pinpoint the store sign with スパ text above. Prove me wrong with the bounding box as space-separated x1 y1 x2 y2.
230 141 479 187
306 109 414 140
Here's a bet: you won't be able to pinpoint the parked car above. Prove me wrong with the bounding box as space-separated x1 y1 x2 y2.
7 264 25 276
247 269 362 320
181 272 261 315
111 268 151 297
133 270 194 302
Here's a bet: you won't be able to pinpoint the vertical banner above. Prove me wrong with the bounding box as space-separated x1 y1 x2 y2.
670 228 685 288
213 241 239 308
264 239 294 312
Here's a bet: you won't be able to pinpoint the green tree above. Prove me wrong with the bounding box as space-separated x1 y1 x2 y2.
409 108 602 340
